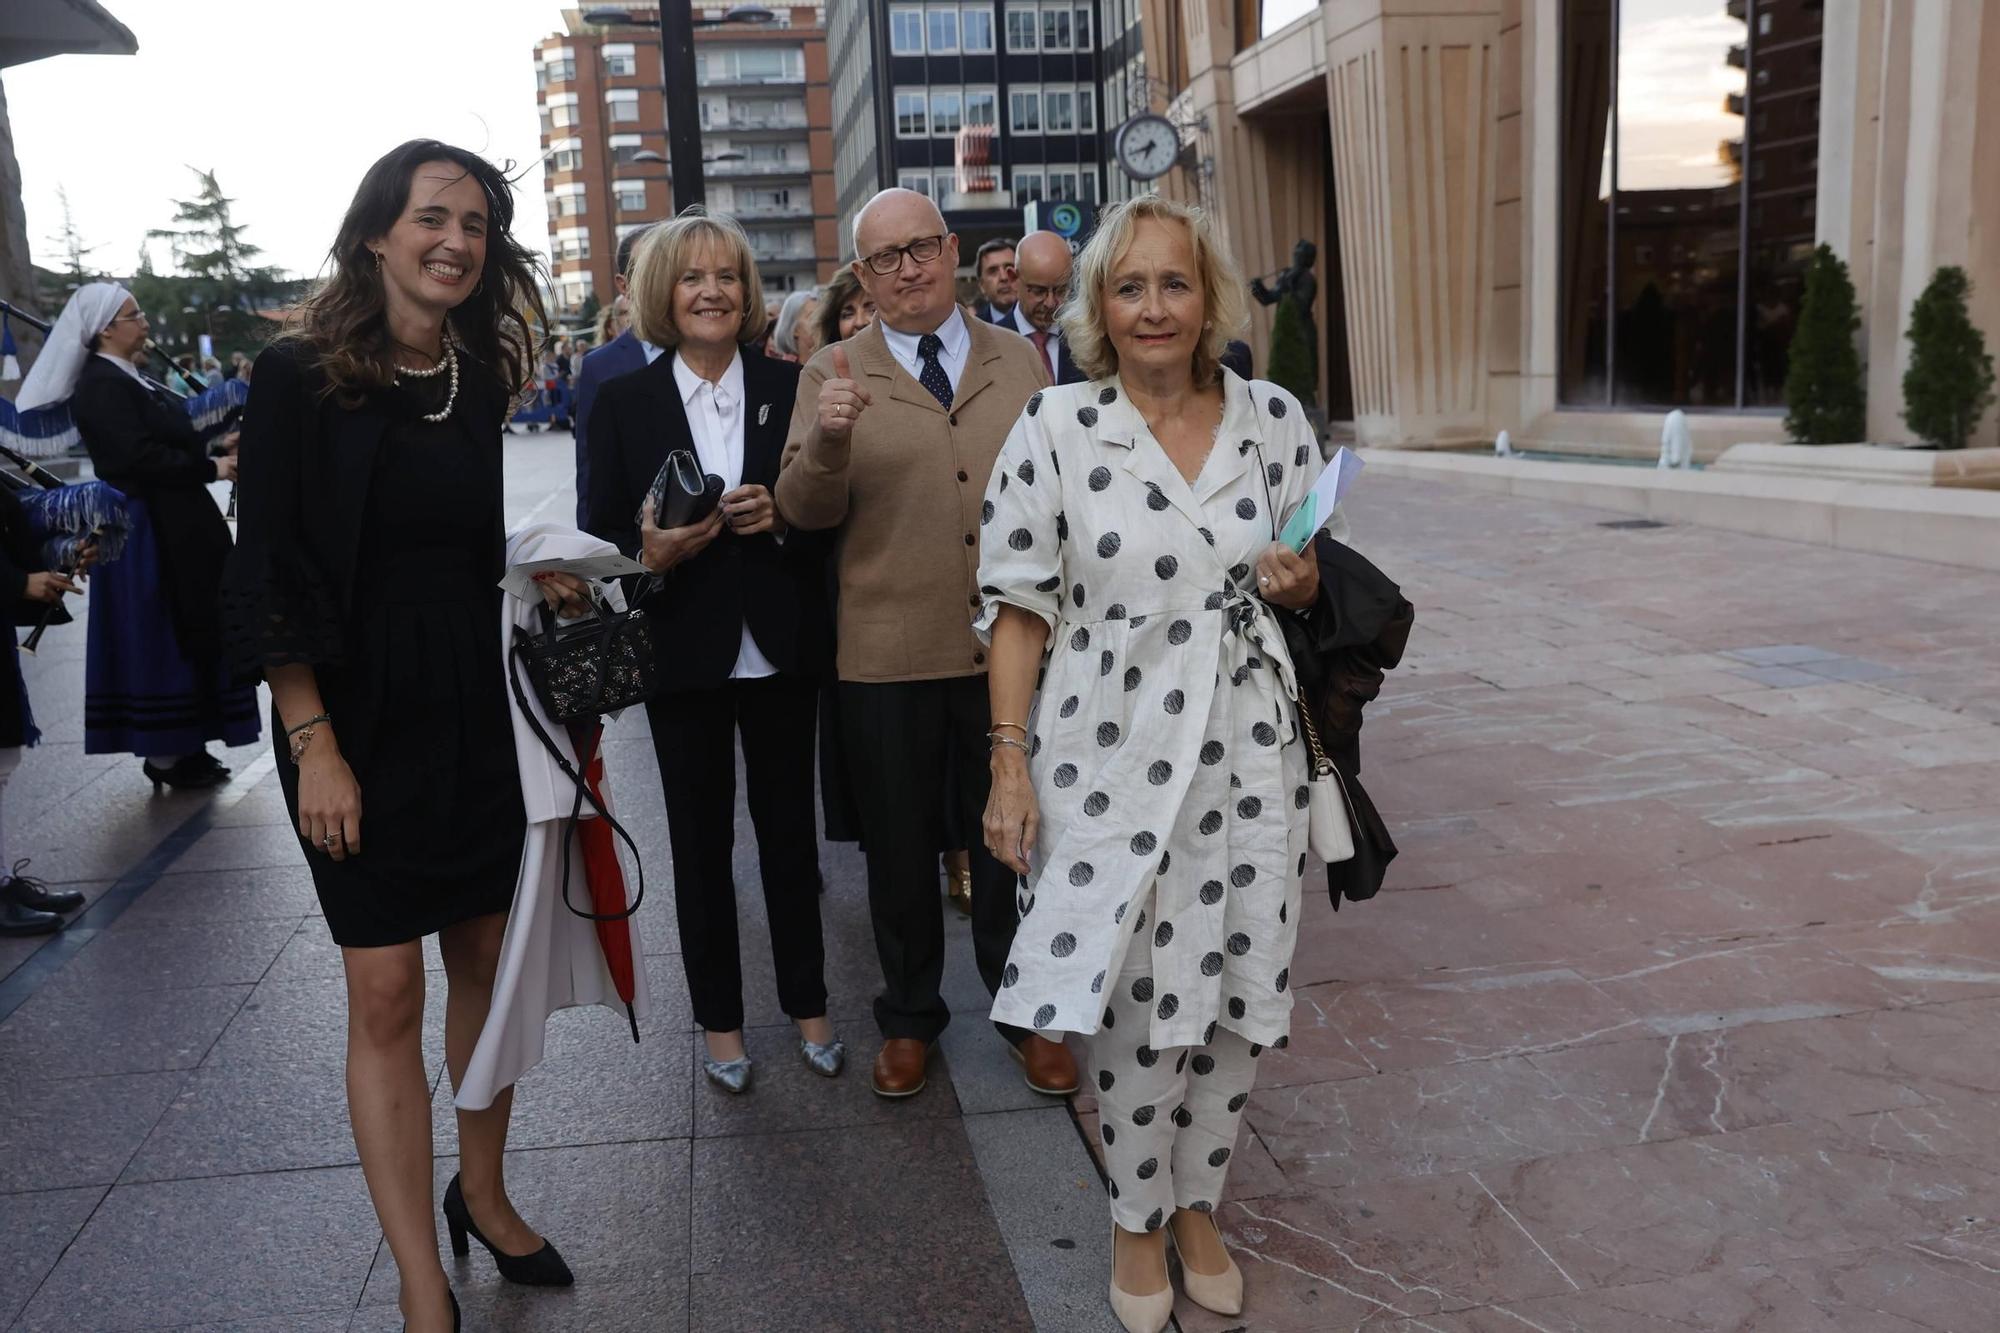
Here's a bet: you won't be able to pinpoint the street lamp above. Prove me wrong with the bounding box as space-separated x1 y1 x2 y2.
583 4 776 213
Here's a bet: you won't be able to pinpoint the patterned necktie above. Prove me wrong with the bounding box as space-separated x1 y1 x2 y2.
917 333 954 409
1029 329 1054 380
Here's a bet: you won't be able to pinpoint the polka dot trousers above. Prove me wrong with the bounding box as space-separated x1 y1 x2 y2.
1088 888 1262 1234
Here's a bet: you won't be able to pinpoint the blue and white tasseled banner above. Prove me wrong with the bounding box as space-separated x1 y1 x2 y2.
0 398 79 459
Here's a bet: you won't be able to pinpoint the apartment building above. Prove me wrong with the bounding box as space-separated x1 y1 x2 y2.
827 0 1112 259
534 3 840 319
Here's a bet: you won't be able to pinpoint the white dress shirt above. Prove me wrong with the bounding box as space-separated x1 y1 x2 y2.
1008 305 1063 381
880 308 971 396
672 348 778 681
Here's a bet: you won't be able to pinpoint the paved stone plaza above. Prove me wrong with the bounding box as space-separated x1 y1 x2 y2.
1 437 1997 1331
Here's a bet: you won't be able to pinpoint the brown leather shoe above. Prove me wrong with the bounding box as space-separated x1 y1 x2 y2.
871 1038 932 1098
1011 1034 1080 1096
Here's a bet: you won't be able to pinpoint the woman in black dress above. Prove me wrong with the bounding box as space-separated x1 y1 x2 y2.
224 141 585 1333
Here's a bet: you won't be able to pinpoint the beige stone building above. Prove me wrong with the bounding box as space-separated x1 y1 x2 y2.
1129 0 2000 453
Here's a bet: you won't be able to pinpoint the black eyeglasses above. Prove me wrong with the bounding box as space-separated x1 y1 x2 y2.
862 234 946 275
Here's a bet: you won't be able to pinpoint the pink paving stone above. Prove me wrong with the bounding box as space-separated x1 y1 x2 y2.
1182 476 2000 1329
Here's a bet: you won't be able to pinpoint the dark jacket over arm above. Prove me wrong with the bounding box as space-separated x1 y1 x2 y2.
1282 533 1414 909
582 348 829 693
571 331 649 527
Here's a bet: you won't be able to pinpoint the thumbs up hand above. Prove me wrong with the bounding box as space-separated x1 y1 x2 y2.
816 344 873 445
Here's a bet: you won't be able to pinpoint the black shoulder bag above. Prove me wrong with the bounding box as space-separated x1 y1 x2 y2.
505 595 659 923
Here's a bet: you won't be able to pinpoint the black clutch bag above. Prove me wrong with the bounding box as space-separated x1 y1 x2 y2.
642 449 724 530
509 598 658 723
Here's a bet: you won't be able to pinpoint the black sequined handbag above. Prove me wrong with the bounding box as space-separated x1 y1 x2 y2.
510 596 658 723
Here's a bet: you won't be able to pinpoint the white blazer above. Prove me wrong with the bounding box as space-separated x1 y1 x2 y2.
455 521 654 1110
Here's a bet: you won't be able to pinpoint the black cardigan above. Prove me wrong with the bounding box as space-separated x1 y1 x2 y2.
221 341 510 685
69 355 232 668
0 487 53 747
582 348 830 692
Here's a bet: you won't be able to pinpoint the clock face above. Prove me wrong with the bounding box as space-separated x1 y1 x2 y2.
1116 115 1179 182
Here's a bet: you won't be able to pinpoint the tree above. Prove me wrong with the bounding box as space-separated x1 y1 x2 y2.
1265 293 1317 408
1902 266 1996 450
147 167 284 310
45 186 99 289
1782 244 1866 444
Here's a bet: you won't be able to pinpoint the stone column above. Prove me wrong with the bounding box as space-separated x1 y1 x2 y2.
1321 0 1504 447
1861 0 2000 448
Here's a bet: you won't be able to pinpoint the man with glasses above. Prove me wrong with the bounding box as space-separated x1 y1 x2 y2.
778 189 1077 1102
1007 230 1084 385
972 238 1019 326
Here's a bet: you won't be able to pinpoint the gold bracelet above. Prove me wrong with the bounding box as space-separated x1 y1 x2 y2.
989 721 1028 735
989 736 1030 756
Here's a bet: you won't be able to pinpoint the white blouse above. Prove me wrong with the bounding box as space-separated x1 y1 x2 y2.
673 349 777 681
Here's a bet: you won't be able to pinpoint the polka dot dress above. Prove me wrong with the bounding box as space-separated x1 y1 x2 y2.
974 372 1334 1052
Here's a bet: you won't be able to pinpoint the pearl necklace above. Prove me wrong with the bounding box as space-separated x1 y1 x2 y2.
395 341 459 422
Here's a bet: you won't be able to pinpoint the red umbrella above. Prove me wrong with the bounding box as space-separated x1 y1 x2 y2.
567 722 641 1042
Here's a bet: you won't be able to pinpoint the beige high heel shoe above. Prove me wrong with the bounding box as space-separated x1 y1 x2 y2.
1168 1211 1244 1315
1109 1225 1174 1333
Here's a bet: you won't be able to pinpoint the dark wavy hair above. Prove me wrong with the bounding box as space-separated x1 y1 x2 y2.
285 140 547 404
814 267 865 353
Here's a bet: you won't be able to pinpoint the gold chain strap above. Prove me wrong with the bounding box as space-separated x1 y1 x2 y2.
1295 694 1332 773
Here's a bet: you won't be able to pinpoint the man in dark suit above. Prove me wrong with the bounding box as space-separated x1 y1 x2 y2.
572 222 658 524
1010 231 1085 384
971 237 1018 325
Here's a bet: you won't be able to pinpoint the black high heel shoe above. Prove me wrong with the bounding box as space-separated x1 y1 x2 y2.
442 1173 574 1287
141 756 229 793
394 1280 454 1320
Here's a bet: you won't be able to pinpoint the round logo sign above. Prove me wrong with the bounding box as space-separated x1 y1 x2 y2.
1049 202 1084 237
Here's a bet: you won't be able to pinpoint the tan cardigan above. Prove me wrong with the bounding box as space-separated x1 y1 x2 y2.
777 312 1049 683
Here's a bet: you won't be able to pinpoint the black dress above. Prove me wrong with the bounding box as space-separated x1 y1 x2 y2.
227 347 523 948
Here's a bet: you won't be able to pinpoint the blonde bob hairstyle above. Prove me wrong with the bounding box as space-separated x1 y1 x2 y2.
1060 193 1248 388
627 209 770 348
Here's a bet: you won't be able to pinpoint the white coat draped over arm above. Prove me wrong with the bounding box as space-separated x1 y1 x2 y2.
455 520 654 1111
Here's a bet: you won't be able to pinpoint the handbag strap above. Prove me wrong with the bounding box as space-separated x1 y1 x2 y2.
507 642 646 923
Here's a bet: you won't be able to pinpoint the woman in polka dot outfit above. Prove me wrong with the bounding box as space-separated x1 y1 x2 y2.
975 194 1346 1333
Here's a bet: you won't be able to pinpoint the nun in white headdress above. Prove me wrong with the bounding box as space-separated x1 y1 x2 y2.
29 283 259 789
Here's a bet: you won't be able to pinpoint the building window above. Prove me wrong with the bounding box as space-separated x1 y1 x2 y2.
964 85 998 126
1073 4 1092 48
890 5 924 52
606 89 640 122
609 134 646 163
927 4 960 51
1046 165 1080 200
616 183 647 211
1006 6 1038 50
547 94 579 129
895 88 928 137
1080 167 1098 203
961 4 995 51
898 170 934 197
1010 86 1041 133
556 193 587 217
1077 87 1095 132
1012 167 1044 207
551 148 582 171
545 59 576 82
931 87 963 135
1040 5 1072 50
1044 86 1076 132
1558 0 1821 410
603 43 637 77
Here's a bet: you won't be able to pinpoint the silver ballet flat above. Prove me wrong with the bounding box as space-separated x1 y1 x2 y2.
702 1056 753 1094
800 1036 846 1078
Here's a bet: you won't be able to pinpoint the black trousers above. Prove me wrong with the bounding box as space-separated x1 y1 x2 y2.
646 673 827 1033
839 675 1024 1046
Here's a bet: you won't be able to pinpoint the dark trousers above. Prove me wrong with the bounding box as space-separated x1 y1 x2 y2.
839 675 1025 1046
646 673 827 1033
